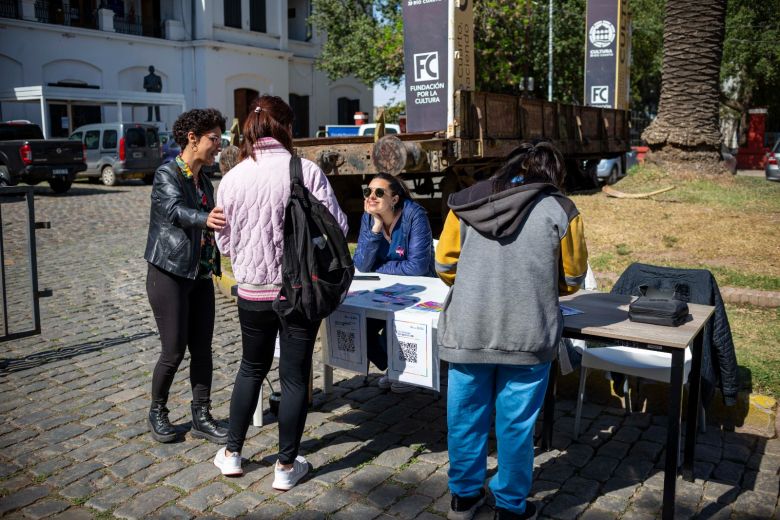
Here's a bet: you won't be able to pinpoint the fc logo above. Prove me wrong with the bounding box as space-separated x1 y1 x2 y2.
591 85 609 105
413 52 439 82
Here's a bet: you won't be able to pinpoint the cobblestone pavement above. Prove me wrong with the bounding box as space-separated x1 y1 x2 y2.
1 182 779 519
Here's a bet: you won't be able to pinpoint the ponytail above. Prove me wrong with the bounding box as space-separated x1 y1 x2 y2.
240 95 295 160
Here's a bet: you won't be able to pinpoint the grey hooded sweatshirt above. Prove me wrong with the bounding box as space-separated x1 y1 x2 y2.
436 180 587 366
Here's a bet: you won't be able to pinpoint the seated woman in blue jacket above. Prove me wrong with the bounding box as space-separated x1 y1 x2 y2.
353 172 436 392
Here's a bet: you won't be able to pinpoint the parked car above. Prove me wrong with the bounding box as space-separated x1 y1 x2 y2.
765 139 780 182
159 131 180 163
0 121 86 193
597 151 639 185
69 123 161 185
323 123 401 137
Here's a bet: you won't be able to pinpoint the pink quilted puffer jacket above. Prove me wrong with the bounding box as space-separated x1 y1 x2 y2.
215 138 348 286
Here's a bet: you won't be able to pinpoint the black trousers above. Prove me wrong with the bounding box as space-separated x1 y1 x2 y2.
147 263 215 406
227 305 321 464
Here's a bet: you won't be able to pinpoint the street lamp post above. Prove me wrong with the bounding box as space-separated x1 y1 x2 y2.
548 0 553 101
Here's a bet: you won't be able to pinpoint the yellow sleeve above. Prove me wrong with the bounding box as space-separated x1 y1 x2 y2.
559 213 588 295
435 210 461 286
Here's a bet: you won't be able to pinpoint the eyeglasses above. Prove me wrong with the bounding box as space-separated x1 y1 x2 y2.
362 187 389 199
204 134 221 144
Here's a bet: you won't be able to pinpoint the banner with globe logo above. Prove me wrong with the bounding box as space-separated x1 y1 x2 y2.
584 0 630 110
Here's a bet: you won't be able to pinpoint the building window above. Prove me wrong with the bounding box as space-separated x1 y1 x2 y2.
140 0 162 38
224 0 241 29
337 97 360 125
249 0 266 32
289 94 309 138
103 130 118 149
288 0 311 42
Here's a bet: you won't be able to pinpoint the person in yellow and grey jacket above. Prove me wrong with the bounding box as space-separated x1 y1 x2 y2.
434 141 587 520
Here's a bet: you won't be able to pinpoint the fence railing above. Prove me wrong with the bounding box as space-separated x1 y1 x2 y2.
114 15 142 36
0 0 19 19
0 187 52 343
34 0 73 25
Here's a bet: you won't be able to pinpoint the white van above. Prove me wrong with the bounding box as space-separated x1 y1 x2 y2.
358 123 401 137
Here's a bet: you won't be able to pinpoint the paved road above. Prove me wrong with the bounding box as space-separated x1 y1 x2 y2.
1 182 779 519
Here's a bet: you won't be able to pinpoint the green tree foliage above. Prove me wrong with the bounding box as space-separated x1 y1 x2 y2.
628 0 664 116
380 100 406 124
474 0 585 102
721 0 780 136
310 0 404 88
311 0 665 114
475 0 665 109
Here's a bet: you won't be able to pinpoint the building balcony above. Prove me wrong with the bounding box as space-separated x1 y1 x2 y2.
0 0 19 19
33 1 98 30
0 1 162 39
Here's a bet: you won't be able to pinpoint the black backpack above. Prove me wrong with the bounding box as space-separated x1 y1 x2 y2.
273 155 354 322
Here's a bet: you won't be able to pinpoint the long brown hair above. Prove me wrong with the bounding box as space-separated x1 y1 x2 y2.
240 95 294 160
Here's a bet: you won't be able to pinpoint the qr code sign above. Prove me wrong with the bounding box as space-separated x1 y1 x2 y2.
336 329 356 352
398 341 418 363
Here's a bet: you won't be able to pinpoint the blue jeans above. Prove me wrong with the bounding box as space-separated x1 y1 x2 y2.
447 362 550 514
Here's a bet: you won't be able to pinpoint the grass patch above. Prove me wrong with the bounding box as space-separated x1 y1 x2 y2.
572 165 780 291
220 256 233 275
727 304 780 397
572 167 780 397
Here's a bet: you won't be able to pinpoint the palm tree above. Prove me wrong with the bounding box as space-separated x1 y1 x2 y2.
642 0 727 165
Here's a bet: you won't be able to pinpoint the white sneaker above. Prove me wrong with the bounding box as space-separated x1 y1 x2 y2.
213 447 243 476
272 455 309 490
391 381 416 394
377 374 392 389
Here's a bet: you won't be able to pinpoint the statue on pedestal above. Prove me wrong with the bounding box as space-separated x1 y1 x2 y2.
143 65 162 122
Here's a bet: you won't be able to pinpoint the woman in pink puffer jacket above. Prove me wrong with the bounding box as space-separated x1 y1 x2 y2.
213 95 347 490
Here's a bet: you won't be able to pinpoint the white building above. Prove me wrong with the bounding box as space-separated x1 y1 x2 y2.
0 0 372 138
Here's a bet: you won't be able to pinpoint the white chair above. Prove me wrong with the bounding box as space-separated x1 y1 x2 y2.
572 269 704 438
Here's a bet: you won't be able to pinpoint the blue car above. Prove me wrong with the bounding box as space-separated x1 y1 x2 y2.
159 131 180 164
597 151 638 185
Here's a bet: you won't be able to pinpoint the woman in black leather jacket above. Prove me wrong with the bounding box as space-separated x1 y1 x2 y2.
143 108 228 444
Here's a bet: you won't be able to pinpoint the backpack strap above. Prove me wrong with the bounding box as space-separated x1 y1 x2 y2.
289 154 304 187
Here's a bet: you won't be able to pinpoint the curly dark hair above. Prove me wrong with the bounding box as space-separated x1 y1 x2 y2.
172 108 226 148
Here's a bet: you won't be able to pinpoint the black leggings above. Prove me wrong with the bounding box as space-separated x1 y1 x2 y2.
227 306 321 464
147 263 215 406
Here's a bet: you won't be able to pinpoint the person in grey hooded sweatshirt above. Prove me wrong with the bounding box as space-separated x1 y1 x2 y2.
434 141 588 520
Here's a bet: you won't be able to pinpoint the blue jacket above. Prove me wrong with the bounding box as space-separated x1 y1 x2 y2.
353 198 436 276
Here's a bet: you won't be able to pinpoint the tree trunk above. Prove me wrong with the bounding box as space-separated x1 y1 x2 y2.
642 0 727 166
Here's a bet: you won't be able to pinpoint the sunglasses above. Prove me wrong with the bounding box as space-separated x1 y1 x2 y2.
363 187 391 199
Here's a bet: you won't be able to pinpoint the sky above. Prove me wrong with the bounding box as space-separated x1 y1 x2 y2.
373 80 405 108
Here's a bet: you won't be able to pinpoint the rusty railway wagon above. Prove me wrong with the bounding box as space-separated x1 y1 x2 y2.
294 90 630 234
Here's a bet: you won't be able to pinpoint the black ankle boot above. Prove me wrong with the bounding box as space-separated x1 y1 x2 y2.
148 403 178 443
191 402 228 444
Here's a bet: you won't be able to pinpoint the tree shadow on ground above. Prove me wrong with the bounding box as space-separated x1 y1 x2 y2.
239 370 778 518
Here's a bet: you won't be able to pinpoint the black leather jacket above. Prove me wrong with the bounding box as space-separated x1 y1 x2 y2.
143 162 220 279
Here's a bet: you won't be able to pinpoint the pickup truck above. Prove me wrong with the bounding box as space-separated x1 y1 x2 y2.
324 123 401 137
0 122 87 193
